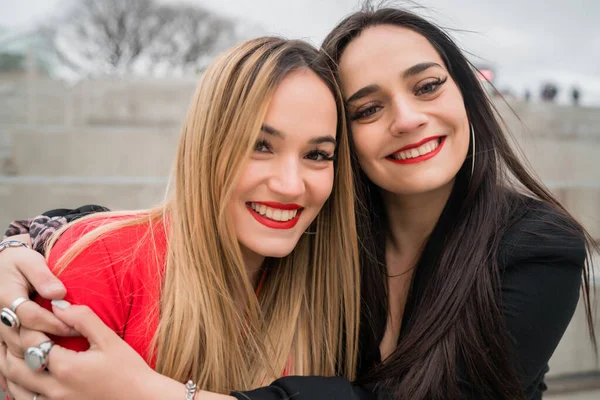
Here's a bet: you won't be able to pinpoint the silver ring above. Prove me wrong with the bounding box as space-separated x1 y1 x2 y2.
0 307 20 329
10 297 30 313
25 340 55 371
0 240 31 253
33 394 39 400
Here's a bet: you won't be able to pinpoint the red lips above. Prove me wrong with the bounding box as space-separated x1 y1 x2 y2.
387 136 446 165
246 202 303 229
392 136 444 153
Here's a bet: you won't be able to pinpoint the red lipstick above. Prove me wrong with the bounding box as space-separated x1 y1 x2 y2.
387 136 446 165
246 203 303 229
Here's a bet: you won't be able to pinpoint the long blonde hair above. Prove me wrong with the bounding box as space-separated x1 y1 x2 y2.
48 37 360 393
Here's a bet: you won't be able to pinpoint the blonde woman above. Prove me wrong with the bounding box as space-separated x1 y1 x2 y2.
0 37 360 400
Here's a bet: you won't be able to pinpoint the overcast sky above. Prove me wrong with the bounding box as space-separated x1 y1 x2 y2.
1 0 599 105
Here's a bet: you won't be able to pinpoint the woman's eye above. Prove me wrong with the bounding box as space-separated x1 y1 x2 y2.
415 77 447 96
254 140 271 153
306 150 334 162
351 105 382 121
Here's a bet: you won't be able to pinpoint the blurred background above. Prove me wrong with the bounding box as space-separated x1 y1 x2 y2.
0 0 598 398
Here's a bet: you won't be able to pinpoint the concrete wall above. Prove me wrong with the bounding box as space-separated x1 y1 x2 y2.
548 282 600 377
7 126 179 177
0 75 196 127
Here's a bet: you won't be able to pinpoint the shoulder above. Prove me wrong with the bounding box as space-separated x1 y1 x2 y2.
498 195 586 271
40 214 166 353
49 213 167 267
494 195 587 396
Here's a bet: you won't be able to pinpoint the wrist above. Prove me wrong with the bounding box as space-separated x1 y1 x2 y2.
138 370 185 400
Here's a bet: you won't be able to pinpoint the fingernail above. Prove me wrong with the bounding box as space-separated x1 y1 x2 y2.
51 300 71 309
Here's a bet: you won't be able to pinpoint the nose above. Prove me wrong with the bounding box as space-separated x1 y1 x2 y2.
388 96 428 136
268 157 305 199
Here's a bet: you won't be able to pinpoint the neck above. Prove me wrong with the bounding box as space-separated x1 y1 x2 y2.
382 181 454 264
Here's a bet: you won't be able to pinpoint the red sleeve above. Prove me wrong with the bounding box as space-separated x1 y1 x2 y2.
38 220 130 351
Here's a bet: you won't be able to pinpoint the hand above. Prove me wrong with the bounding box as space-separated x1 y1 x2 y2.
0 235 76 396
0 301 166 400
0 234 73 337
0 301 236 400
0 327 53 400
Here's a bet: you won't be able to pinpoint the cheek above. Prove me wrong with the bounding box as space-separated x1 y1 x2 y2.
232 161 264 196
447 114 470 158
308 167 335 206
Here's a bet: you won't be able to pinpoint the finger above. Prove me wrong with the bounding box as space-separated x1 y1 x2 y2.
20 329 84 380
6 381 39 400
0 342 8 393
19 328 50 353
13 301 77 337
0 326 22 359
44 343 80 380
51 303 114 349
3 352 55 395
0 244 66 300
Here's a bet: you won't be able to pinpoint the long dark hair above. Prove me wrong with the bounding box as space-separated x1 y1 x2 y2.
321 5 597 400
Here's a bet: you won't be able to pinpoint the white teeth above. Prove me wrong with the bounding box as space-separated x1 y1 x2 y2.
391 138 441 160
248 203 299 222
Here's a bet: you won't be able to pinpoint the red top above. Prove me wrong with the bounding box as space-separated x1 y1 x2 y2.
39 216 168 366
38 215 281 373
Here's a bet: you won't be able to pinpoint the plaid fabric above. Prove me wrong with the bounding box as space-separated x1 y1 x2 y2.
3 205 110 254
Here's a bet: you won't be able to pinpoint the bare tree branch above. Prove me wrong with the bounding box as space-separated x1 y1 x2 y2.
39 0 239 78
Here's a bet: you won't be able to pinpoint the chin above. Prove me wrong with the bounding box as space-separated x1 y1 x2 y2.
388 178 454 196
257 248 297 259
248 239 301 259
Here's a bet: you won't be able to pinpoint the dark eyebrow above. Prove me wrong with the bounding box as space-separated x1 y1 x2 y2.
346 85 380 104
346 62 443 104
262 124 336 146
261 124 284 138
310 136 337 146
403 62 443 79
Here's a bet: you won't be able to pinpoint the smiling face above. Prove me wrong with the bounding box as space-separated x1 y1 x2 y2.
339 25 470 196
229 68 338 261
